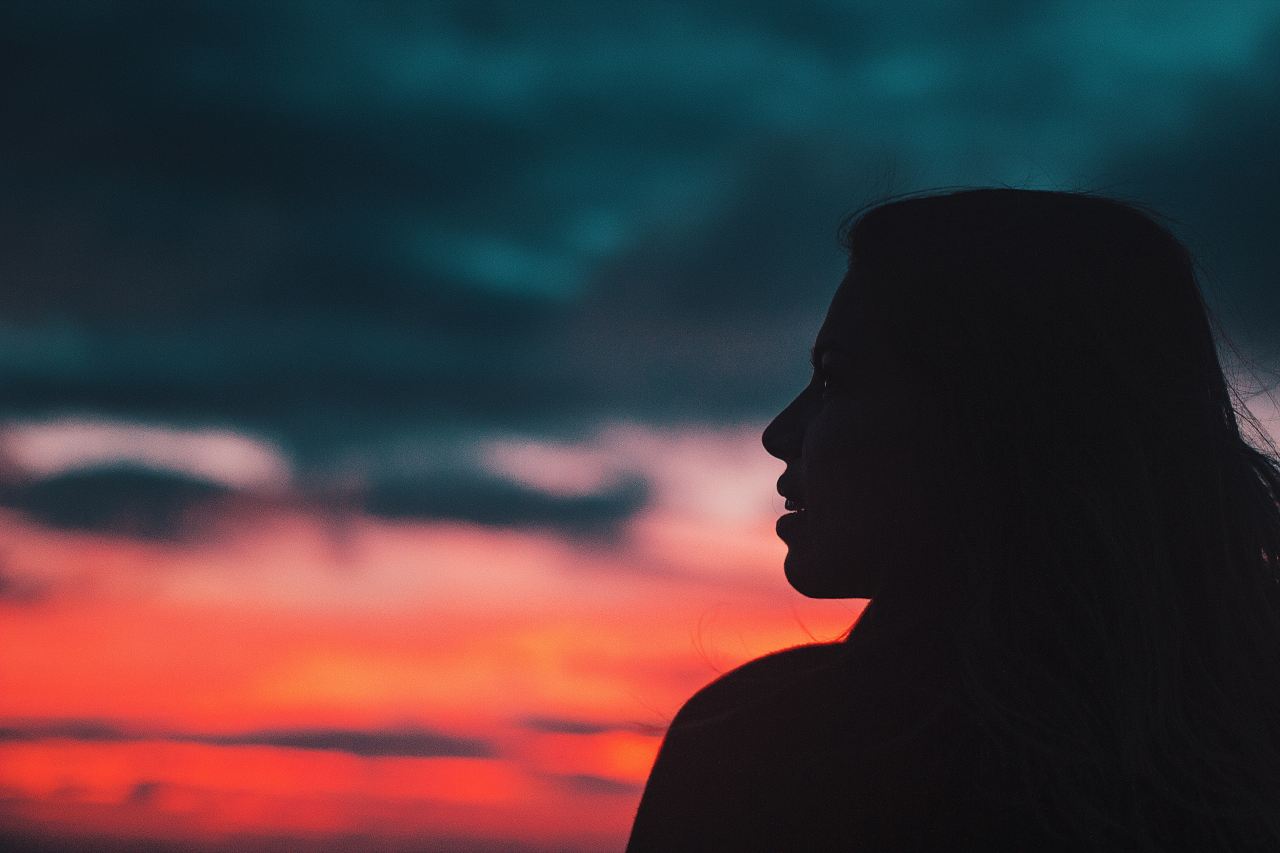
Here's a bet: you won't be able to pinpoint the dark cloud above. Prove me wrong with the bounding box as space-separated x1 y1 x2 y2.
0 564 53 605
0 719 135 743
0 465 231 541
521 716 615 736
558 139 876 422
2 1 1278 488
550 773 644 796
0 830 196 853
0 821 563 853
0 456 648 542
0 718 493 759
364 473 648 539
188 725 493 758
1094 43 1280 360
125 780 163 807
521 715 664 737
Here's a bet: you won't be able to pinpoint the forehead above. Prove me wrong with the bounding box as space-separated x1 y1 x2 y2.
812 271 920 391
814 271 874 354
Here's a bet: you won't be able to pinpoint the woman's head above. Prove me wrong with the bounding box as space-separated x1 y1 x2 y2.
764 187 1280 848
765 188 1241 601
762 263 940 598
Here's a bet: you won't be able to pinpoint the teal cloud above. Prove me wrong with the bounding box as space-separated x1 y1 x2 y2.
1 0 1277 500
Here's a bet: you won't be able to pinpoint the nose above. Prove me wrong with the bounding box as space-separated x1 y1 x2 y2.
762 392 806 461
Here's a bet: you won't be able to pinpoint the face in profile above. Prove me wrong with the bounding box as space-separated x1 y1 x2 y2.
762 269 932 599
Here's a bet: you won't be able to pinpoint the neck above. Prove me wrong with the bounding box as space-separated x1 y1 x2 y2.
845 580 970 684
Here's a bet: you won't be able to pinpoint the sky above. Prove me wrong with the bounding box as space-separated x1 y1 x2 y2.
2 2 1280 850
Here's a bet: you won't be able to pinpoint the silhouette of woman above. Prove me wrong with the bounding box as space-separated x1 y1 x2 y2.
627 189 1280 851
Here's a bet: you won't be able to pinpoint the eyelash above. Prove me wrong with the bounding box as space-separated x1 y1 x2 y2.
810 353 843 398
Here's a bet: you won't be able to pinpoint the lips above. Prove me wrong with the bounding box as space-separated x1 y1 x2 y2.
776 470 808 543
775 506 807 541
777 473 807 513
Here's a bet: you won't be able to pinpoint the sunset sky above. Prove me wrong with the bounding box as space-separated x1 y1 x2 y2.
4 2 1280 850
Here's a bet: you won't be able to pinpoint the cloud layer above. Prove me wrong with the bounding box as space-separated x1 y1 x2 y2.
0 719 493 759
4 1 1278 491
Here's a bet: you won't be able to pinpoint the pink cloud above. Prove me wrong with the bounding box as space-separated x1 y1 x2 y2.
0 417 292 490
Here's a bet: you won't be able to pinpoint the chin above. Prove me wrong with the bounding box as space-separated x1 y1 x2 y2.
784 550 863 599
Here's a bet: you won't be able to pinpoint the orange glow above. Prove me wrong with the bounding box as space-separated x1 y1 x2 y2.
0 425 865 849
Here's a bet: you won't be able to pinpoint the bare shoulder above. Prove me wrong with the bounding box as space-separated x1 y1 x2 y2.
670 641 849 729
626 642 853 850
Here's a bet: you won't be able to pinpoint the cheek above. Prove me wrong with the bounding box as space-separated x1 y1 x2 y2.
804 404 919 537
803 404 874 502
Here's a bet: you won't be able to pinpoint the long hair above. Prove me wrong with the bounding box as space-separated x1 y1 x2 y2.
839 188 1280 849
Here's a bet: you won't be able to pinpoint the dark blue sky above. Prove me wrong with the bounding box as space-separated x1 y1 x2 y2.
3 1 1279 533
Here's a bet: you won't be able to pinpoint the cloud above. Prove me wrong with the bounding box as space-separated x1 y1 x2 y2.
520 716 616 736
363 472 648 539
549 773 644 796
0 830 188 853
0 464 232 541
0 718 494 759
188 726 493 759
1091 37 1280 358
0 418 291 490
0 425 653 541
0 719 135 743
1 0 1278 482
521 716 664 737
125 780 163 806
0 565 53 605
